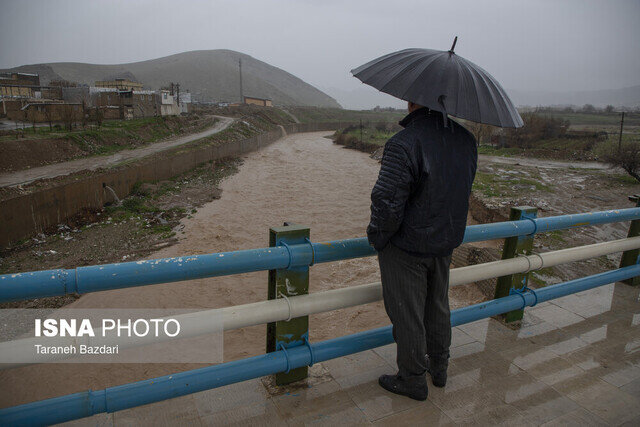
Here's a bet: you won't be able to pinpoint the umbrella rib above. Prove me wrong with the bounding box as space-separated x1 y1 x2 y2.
384 54 442 99
452 59 466 121
468 62 504 126
483 73 523 127
398 53 446 106
463 61 484 124
351 48 415 75
363 51 427 90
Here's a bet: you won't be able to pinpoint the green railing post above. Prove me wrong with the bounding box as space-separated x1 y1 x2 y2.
620 195 640 286
494 206 538 323
266 223 310 385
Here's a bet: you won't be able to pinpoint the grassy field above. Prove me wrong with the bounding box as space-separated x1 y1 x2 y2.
477 110 640 162
336 125 398 147
0 115 221 173
472 168 553 198
0 116 197 143
540 110 640 128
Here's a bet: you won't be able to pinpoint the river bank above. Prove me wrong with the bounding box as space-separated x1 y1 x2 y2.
0 130 491 407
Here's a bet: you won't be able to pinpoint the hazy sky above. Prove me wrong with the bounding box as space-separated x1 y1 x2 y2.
1 0 639 99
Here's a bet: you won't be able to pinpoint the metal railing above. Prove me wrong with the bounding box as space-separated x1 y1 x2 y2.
0 207 639 425
1 208 639 302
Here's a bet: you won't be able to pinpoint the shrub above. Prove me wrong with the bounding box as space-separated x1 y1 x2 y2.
503 113 569 148
598 140 640 183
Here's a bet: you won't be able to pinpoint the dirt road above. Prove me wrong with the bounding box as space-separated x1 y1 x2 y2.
479 154 610 170
0 115 235 188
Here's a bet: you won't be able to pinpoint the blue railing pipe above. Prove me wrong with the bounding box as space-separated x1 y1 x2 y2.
2 264 638 425
2 207 639 303
452 263 640 326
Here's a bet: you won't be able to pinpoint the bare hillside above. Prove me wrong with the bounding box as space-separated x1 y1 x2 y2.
1 50 341 108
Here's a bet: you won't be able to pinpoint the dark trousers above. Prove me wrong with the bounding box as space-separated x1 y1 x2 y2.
378 242 452 379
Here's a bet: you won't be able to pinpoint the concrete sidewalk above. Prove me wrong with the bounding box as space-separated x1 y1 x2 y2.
62 281 640 426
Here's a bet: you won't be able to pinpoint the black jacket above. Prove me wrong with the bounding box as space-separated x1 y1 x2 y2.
367 108 478 257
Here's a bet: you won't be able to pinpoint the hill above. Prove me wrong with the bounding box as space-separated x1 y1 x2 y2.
1 50 341 108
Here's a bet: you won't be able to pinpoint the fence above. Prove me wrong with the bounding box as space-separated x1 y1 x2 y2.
0 206 639 424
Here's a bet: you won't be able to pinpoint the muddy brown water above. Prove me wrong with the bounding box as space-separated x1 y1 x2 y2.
0 131 486 407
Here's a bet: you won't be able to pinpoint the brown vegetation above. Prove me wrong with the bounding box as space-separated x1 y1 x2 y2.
600 140 640 182
503 113 570 148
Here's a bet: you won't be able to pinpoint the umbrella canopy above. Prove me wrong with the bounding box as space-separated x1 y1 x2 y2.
351 37 523 128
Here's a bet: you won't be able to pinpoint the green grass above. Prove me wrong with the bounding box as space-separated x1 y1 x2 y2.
540 111 640 127
477 145 522 157
150 224 175 239
472 170 552 198
341 127 396 146
611 173 640 186
1 117 216 158
529 267 558 287
104 196 159 219
546 230 567 243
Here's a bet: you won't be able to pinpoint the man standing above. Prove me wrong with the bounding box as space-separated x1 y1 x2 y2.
368 102 477 401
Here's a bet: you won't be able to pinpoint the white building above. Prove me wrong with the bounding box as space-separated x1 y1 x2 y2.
158 90 180 116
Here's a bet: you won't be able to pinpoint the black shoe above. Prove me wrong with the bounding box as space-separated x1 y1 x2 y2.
426 356 448 388
378 374 428 401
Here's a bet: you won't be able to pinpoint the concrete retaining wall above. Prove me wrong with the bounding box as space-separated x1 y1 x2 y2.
0 121 358 248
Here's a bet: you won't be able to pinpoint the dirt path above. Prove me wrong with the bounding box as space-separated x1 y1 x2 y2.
0 115 235 188
479 154 610 170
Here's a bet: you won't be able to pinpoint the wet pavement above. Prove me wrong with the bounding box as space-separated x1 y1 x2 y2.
63 281 640 426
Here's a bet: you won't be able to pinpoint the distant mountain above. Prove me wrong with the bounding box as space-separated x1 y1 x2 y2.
323 83 640 111
508 85 640 109
321 86 406 110
1 50 341 108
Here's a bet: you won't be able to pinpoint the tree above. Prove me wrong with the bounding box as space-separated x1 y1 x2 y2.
81 101 87 129
605 105 615 113
582 104 596 113
60 104 76 131
503 113 569 148
465 122 494 145
26 107 38 131
600 140 640 182
95 106 103 127
43 106 54 130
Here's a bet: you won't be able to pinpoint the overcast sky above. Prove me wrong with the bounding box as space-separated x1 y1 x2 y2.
1 0 639 102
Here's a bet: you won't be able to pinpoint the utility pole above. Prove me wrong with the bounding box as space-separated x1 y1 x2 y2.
618 111 625 151
239 58 243 104
176 83 180 106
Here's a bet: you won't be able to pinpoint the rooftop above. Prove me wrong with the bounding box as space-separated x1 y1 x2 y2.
63 281 640 426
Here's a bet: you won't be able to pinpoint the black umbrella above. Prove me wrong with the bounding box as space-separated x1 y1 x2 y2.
351 37 523 128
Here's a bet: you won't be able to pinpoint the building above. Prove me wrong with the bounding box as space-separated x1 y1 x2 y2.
177 91 192 114
158 90 180 116
61 86 158 120
0 72 41 98
244 96 272 107
12 102 83 123
94 78 143 91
